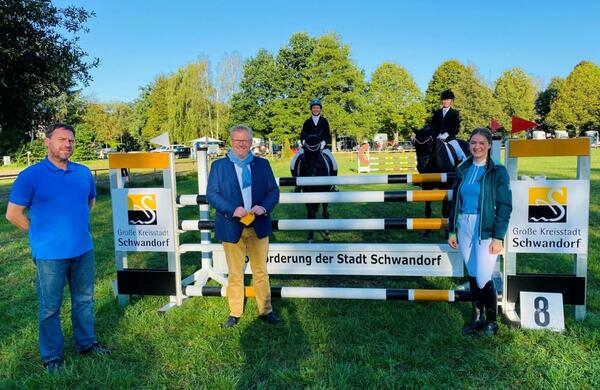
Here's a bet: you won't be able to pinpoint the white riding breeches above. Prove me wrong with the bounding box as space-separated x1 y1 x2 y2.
457 213 498 289
444 139 467 165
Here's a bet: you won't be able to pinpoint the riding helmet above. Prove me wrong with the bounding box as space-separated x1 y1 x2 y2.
440 90 455 100
309 98 322 108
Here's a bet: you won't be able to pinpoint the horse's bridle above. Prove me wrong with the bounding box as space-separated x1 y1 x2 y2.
414 135 435 167
303 141 322 152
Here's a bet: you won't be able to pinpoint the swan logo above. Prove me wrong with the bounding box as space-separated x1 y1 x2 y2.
127 194 157 225
528 187 567 223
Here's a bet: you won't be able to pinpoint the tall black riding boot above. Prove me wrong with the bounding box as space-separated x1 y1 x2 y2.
481 280 499 336
463 277 485 335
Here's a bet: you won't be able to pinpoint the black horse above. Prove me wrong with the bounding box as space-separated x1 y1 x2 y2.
294 134 334 242
413 126 470 222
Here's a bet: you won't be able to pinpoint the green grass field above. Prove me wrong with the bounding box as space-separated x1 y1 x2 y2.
1 150 599 389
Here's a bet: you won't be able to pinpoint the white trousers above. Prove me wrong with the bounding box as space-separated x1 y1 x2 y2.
443 139 467 165
457 214 498 289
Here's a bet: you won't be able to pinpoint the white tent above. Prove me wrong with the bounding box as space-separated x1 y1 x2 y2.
189 136 223 145
190 136 224 158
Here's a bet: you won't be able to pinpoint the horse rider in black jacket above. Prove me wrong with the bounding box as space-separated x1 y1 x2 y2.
290 99 338 189
430 89 466 163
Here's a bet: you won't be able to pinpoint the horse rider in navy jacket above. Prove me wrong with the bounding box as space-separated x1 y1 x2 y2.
430 89 467 163
290 98 338 190
207 124 281 328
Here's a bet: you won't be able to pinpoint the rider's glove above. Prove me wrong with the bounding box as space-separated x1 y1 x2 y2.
437 132 449 141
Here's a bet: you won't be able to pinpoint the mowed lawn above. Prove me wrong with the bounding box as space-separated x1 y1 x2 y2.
1 150 599 389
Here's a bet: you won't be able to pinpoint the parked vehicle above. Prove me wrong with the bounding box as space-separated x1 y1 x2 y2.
191 138 223 159
373 133 388 150
554 130 569 139
583 130 599 147
271 143 282 155
172 145 191 159
392 140 415 151
531 130 547 140
252 138 267 156
151 145 171 152
98 147 117 159
151 144 190 158
336 135 357 151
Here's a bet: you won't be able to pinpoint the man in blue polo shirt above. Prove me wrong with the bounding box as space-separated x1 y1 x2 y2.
6 123 110 373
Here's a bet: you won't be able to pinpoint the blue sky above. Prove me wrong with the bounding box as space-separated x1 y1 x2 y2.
56 0 600 103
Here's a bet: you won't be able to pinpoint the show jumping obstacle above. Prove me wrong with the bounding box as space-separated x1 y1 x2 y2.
357 143 418 173
108 149 466 313
108 137 590 325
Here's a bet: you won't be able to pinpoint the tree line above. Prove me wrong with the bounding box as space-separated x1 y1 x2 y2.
2 2 599 162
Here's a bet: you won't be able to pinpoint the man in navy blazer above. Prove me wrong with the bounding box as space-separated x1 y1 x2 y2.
207 124 281 328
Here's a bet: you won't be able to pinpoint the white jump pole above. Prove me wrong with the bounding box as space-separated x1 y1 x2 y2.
276 173 454 187
185 286 471 302
180 218 448 232
177 190 453 206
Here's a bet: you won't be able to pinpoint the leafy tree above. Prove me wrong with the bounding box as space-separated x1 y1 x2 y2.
104 102 134 147
229 49 279 138
47 91 88 125
425 60 505 137
282 137 292 159
546 61 600 132
166 60 213 143
0 0 98 155
215 52 242 139
229 33 369 147
304 33 369 149
13 138 46 165
535 77 564 129
128 85 152 149
270 33 317 143
71 123 98 161
367 63 427 141
142 76 170 142
494 68 538 120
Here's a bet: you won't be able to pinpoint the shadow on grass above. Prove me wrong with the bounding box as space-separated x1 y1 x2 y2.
238 300 310 389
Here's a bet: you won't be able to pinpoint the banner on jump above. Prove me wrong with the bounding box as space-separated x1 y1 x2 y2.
211 243 463 277
111 188 175 252
508 180 589 254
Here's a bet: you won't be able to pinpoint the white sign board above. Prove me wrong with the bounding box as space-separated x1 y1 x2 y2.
212 243 463 277
520 291 565 332
507 180 589 254
111 188 175 252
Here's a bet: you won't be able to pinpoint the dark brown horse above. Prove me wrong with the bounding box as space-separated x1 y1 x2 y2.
413 126 470 224
295 134 334 243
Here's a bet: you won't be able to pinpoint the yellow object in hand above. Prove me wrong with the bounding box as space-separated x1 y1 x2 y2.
239 212 255 226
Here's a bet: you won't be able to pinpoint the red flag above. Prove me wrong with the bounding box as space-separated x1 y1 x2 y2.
490 118 502 133
511 116 538 133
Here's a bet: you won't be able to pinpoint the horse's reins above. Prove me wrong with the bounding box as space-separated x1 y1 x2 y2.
414 135 436 167
303 141 322 152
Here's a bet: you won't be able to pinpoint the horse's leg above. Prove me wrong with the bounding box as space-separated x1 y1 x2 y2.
321 203 330 241
307 203 316 243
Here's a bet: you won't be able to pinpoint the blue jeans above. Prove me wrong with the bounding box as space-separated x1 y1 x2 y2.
35 250 97 363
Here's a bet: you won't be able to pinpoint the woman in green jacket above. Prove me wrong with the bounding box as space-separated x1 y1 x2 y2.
448 128 512 336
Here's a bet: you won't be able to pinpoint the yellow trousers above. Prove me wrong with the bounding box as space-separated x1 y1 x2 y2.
222 227 272 317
